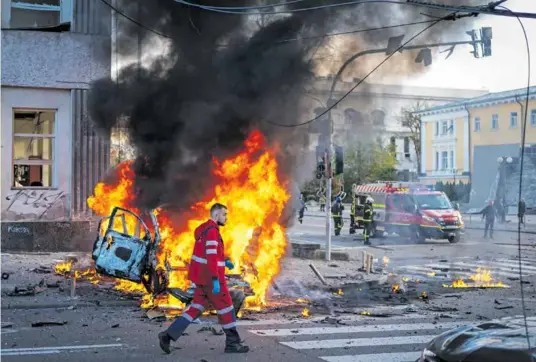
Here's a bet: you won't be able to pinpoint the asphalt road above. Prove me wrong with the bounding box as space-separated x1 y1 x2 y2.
2 214 535 361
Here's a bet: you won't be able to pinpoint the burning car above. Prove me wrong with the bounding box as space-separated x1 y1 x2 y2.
92 206 253 312
419 320 535 362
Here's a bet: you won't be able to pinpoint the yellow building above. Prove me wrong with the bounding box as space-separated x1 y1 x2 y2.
418 86 536 205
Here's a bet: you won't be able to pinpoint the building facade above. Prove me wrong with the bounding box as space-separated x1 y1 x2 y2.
1 0 111 250
418 86 536 206
303 77 488 181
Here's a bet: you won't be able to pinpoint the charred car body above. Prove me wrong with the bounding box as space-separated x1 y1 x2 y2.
92 207 252 313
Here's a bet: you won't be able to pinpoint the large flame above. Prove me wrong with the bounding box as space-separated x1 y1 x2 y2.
86 130 290 307
443 268 508 288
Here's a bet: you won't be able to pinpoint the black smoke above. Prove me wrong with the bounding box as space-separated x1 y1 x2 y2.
89 0 479 212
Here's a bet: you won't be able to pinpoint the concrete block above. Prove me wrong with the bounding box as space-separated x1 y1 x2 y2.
312 249 350 261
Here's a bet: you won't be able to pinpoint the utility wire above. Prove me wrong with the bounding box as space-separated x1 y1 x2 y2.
179 0 312 10
99 0 438 46
498 4 532 350
264 16 448 128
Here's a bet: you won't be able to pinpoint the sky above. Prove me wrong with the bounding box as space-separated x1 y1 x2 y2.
400 0 536 92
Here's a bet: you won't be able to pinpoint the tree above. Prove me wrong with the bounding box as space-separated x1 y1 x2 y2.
398 101 429 175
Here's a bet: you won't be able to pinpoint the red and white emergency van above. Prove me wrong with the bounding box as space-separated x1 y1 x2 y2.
352 182 464 243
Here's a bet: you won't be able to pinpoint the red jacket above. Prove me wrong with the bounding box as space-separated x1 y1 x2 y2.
187 219 227 286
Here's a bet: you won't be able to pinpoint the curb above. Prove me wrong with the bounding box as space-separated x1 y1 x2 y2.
312 249 350 261
1 299 140 310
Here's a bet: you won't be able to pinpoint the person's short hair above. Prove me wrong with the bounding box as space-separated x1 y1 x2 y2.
210 203 227 216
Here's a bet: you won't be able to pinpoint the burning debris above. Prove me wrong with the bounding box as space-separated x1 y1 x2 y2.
301 308 310 318
442 268 508 288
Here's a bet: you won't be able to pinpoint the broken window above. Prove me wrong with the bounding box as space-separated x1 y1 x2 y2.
12 109 55 188
108 209 148 240
2 0 72 29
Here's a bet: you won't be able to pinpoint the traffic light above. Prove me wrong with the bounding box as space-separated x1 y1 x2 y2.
466 29 479 58
316 159 325 179
480 27 492 57
334 146 343 175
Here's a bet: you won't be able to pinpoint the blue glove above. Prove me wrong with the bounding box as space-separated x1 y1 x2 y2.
225 259 234 270
212 279 220 294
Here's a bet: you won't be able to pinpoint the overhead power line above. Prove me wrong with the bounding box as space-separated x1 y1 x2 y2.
99 0 438 44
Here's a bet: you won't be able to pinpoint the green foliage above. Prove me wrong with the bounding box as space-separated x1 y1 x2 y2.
434 181 472 203
342 141 398 194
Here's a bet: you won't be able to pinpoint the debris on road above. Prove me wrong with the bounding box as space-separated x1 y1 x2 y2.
8 279 47 297
309 263 328 285
1 323 13 329
111 324 120 328
146 308 166 320
31 321 68 327
2 272 11 280
495 305 514 310
31 266 52 274
443 294 462 299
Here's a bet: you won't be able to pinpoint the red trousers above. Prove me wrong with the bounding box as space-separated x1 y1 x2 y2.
167 283 236 341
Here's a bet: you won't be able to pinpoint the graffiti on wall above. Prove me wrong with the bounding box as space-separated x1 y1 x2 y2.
2 189 68 221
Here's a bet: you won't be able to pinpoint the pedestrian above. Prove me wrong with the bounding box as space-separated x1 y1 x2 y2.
331 196 344 236
298 193 306 224
482 200 495 239
363 197 374 246
158 203 249 355
518 198 526 225
319 194 326 212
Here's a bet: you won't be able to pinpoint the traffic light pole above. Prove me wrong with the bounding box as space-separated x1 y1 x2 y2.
323 33 490 260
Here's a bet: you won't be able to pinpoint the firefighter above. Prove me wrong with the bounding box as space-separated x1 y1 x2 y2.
319 194 326 212
349 194 356 234
363 197 374 245
332 196 344 236
158 203 249 355
482 200 495 239
298 193 306 224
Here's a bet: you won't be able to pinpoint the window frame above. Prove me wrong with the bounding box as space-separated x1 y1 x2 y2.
441 151 448 170
435 151 439 171
491 114 499 130
11 108 56 190
510 112 518 128
474 116 481 132
2 0 72 29
441 121 448 135
530 109 536 127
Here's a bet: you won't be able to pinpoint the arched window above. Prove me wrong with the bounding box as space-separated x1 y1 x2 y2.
344 108 365 128
371 109 386 126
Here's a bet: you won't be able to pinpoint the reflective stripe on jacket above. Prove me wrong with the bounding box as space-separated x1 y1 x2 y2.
188 219 226 286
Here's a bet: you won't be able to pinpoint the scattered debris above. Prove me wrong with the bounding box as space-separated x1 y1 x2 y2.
46 281 61 288
494 299 502 305
425 306 458 312
197 326 224 335
31 321 68 327
438 314 453 319
443 294 462 299
31 266 52 274
328 264 339 268
2 272 11 280
419 292 429 301
301 308 310 318
495 306 514 310
146 308 166 320
8 279 47 297
1 323 13 329
309 264 328 285
111 324 120 328
439 259 448 263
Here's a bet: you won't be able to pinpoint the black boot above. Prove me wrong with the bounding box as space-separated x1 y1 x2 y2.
224 327 249 353
158 332 171 354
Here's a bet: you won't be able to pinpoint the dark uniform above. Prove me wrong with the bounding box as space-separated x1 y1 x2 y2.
482 201 495 239
298 195 306 224
363 200 373 245
349 197 356 234
519 199 526 225
332 198 344 236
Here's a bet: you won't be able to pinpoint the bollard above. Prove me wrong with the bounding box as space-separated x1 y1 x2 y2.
309 263 328 285
70 277 76 299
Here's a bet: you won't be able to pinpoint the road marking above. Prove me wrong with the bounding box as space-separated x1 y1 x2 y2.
1 343 124 356
249 321 465 336
280 335 433 349
320 351 421 362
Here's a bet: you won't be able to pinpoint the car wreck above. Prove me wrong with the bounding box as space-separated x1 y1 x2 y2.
91 207 253 313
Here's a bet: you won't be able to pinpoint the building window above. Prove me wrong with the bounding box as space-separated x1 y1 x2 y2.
531 109 536 127
449 120 454 135
370 109 385 126
474 117 481 132
1 0 72 29
435 122 439 136
441 121 448 135
403 137 410 159
12 109 55 188
435 152 439 170
510 112 518 128
449 150 454 170
491 114 499 129
441 151 448 170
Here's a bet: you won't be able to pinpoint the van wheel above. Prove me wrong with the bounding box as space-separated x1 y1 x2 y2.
449 232 461 243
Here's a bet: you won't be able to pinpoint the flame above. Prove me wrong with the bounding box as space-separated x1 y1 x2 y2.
427 271 436 277
296 298 310 304
301 308 310 318
419 291 428 299
402 277 409 282
337 289 343 295
361 311 371 315
55 261 73 275
85 130 290 308
392 284 400 293
443 268 508 288
382 256 389 265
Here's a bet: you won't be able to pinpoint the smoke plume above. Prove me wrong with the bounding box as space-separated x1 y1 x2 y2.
89 0 480 211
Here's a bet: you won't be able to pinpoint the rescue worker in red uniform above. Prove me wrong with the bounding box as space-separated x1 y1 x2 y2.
158 203 249 354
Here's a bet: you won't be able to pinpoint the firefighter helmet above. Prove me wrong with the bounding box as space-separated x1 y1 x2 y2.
366 197 374 205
